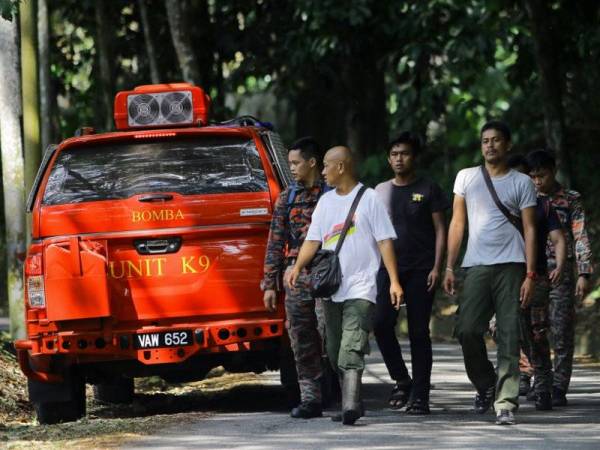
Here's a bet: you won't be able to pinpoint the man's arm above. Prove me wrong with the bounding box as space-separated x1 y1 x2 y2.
429 211 446 291
377 239 404 309
285 240 321 288
443 195 466 296
548 228 566 286
261 192 288 311
570 195 594 298
520 206 536 308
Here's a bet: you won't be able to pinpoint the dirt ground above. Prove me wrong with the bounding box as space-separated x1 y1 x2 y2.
0 332 267 449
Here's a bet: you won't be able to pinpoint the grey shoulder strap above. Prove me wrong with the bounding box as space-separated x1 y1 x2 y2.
334 185 368 255
480 165 523 236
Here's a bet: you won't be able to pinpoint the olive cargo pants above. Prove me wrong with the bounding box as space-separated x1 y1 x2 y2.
455 263 525 412
323 299 374 373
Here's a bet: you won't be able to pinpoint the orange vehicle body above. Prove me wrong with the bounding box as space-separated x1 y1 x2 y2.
15 84 294 423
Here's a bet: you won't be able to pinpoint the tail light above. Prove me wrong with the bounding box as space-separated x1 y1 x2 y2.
25 254 45 308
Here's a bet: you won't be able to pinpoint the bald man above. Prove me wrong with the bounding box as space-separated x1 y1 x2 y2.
286 146 404 425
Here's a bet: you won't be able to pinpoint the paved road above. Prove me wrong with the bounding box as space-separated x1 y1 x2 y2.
124 342 600 450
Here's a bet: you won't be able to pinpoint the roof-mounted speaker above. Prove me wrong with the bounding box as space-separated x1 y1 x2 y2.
114 83 211 130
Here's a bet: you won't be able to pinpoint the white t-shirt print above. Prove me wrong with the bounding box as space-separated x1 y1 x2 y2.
306 183 397 303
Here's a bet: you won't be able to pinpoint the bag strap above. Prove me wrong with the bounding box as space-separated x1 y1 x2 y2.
334 185 367 255
480 165 523 236
286 180 330 246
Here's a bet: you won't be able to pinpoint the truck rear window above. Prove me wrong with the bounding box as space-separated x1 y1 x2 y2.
42 136 268 205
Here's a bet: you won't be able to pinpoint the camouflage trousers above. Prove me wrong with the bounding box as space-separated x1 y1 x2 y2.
548 260 576 392
284 265 325 404
520 275 553 393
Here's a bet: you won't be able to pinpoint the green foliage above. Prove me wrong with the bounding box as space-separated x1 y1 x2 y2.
0 0 19 21
26 0 600 281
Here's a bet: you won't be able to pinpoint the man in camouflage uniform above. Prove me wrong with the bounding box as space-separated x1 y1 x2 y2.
506 154 566 411
261 137 328 419
526 149 594 407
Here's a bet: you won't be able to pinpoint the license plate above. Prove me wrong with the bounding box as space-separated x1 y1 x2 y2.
134 330 193 349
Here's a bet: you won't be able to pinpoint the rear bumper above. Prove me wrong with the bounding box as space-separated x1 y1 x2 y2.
16 317 285 381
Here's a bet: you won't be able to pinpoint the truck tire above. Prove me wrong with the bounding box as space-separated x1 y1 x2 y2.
93 377 134 404
29 376 86 425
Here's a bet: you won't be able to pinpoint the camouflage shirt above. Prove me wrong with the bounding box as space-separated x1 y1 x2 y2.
546 183 593 275
260 181 326 291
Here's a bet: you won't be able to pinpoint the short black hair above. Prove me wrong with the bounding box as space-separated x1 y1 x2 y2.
480 120 511 142
288 136 322 163
387 131 422 156
526 148 556 171
507 154 530 172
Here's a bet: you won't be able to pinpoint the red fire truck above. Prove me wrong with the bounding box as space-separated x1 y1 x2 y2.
14 83 296 424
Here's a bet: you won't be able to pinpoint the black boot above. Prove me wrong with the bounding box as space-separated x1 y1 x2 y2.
331 369 365 424
552 387 567 407
291 402 323 418
519 374 531 396
341 369 363 425
474 385 495 414
534 392 552 411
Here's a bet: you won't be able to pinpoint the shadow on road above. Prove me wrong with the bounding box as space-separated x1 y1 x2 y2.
90 382 292 420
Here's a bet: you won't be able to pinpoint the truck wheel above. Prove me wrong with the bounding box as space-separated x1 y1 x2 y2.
29 376 86 425
93 377 134 404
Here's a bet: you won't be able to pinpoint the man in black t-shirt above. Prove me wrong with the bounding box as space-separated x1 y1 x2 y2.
374 132 450 414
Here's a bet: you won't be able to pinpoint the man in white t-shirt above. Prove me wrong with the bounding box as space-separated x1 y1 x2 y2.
443 121 537 425
286 146 403 425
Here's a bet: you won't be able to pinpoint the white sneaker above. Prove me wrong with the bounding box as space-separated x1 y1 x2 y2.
495 409 515 425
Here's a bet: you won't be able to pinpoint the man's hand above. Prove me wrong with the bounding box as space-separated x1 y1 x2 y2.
520 278 534 308
576 275 590 299
427 269 440 292
443 270 456 296
548 266 563 286
390 281 404 310
263 289 277 312
284 266 301 289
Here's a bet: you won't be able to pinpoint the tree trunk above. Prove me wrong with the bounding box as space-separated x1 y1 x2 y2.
164 0 202 85
20 0 41 203
0 16 26 339
138 0 160 84
94 1 115 131
294 66 347 150
523 0 572 186
342 54 388 159
38 0 51 149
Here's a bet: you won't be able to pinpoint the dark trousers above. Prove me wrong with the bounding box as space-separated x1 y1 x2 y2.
374 268 434 401
455 264 523 412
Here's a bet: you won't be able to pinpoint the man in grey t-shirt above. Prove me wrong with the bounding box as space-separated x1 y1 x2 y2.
443 120 537 425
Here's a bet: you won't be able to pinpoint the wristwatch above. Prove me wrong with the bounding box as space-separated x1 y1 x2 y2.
579 273 590 279
526 271 537 281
